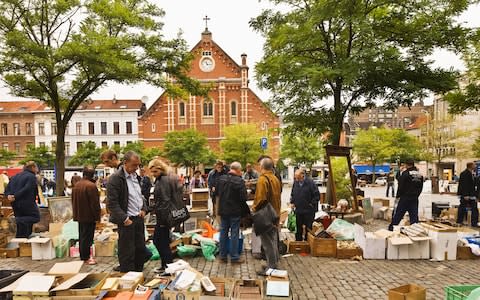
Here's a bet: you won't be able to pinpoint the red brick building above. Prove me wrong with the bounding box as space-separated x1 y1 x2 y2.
139 29 280 161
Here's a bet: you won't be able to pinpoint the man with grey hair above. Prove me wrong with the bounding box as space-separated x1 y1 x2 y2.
216 161 249 263
253 157 282 274
107 151 148 272
5 161 40 237
290 169 319 241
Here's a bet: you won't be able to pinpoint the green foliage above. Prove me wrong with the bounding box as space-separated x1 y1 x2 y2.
121 141 163 166
0 0 207 194
473 136 480 158
220 124 264 167
0 149 16 166
20 145 54 168
164 129 215 170
251 0 471 144
68 141 102 167
352 127 422 179
280 130 324 168
330 157 352 201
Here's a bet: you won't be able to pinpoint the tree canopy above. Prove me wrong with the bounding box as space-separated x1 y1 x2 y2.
251 0 472 145
0 149 16 167
20 144 55 168
0 0 206 194
280 130 324 168
68 141 102 167
163 128 215 172
220 124 264 168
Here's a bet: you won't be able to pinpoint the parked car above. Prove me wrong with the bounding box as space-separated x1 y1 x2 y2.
375 176 387 185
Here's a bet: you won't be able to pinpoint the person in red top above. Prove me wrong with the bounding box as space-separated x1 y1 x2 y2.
72 166 100 264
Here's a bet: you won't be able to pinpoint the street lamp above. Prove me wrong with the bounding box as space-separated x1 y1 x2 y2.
421 109 430 178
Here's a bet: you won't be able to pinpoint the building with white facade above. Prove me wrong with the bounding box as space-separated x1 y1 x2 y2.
33 99 145 156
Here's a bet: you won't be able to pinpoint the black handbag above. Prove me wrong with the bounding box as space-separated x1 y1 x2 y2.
157 176 190 227
252 175 279 235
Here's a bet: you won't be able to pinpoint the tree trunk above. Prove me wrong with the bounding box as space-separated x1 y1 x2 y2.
55 124 66 196
332 87 342 146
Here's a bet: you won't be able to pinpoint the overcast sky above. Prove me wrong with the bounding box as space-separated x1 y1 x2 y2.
1 1 479 107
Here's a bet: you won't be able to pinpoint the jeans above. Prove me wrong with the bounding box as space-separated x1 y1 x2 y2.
219 216 241 261
153 225 173 269
386 183 395 197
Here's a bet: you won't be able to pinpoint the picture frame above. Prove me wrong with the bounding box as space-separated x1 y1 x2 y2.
48 196 73 223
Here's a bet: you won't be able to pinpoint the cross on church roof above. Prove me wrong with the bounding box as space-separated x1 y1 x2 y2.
203 15 210 31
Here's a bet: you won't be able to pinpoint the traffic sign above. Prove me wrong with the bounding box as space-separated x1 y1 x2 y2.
260 137 268 150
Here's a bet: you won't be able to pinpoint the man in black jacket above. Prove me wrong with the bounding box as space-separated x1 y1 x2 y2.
457 162 478 227
290 169 319 241
389 159 423 231
217 162 248 263
107 151 148 272
5 161 40 238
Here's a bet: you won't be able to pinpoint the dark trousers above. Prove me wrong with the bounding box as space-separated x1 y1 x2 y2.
389 197 419 231
260 228 279 269
15 221 33 238
295 212 314 241
118 217 146 272
78 222 95 260
457 196 479 226
386 183 395 197
153 225 173 269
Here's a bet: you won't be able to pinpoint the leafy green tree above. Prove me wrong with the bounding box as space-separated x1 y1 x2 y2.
388 129 424 163
280 130 324 169
220 124 264 168
0 0 206 194
163 129 215 173
143 147 163 166
121 141 162 166
0 149 16 167
473 135 480 158
68 141 102 167
251 0 471 145
20 145 54 169
122 142 145 157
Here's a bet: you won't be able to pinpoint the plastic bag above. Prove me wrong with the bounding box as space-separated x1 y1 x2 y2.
200 241 217 261
177 245 198 258
146 243 160 260
287 211 296 233
326 218 354 240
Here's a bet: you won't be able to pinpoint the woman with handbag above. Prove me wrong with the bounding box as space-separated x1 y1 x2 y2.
148 158 185 274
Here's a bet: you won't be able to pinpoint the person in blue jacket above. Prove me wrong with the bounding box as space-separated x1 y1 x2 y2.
5 161 40 238
290 169 320 241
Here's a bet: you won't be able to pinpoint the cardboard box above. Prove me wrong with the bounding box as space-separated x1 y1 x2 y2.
421 222 457 260
95 240 116 257
408 236 431 259
232 279 264 300
191 188 209 201
265 277 289 297
200 277 235 300
53 273 108 296
388 284 426 300
10 239 32 257
354 224 387 259
287 241 310 254
163 289 201 300
336 246 363 259
307 233 336 257
457 246 480 259
28 237 55 260
387 235 412 260
0 243 19 258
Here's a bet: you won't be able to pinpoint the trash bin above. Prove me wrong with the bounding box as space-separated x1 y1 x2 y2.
431 176 439 194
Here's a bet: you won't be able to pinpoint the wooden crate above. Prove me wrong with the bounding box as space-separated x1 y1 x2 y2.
19 243 32 257
191 188 209 201
307 233 336 257
0 247 19 258
191 199 208 209
287 241 310 254
0 233 7 248
336 247 363 259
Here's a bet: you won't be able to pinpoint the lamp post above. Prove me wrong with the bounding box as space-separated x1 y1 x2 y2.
421 109 430 178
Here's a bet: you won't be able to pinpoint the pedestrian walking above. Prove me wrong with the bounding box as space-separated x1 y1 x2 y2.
388 159 423 231
106 151 148 272
386 170 395 197
5 161 40 238
72 166 100 265
217 162 249 263
148 158 180 274
457 162 479 227
253 157 282 274
290 169 319 241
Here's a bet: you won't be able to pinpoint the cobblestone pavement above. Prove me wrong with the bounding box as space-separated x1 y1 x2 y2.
0 187 475 299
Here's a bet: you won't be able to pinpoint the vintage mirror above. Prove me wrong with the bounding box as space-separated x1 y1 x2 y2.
325 145 358 211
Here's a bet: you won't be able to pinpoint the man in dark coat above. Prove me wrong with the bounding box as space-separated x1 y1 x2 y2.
290 169 320 241
217 162 249 263
72 166 100 263
389 159 423 231
5 161 40 238
139 167 152 203
457 162 478 227
107 151 148 272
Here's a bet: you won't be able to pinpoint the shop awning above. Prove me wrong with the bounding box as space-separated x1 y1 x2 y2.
354 165 390 175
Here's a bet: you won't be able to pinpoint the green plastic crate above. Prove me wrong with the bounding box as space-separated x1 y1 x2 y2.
444 285 480 300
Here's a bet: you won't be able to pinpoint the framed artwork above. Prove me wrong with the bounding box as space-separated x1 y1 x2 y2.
48 196 73 223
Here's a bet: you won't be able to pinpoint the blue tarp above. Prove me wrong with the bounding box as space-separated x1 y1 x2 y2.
354 164 390 175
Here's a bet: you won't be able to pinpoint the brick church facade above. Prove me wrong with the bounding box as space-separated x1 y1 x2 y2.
139 29 280 162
